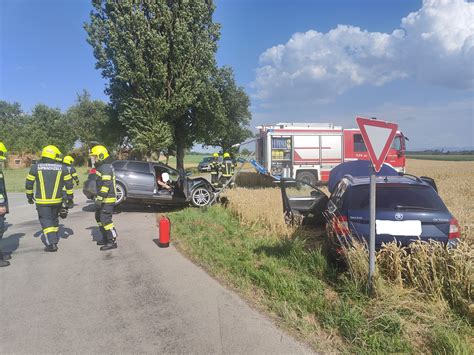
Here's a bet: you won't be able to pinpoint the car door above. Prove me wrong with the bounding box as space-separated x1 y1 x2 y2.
280 178 329 225
123 161 155 196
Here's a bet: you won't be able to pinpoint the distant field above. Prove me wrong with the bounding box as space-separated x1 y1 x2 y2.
160 154 208 168
407 154 474 161
3 166 89 193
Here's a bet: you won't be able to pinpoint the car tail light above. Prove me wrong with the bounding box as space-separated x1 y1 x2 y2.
333 215 350 236
448 217 460 239
89 168 96 175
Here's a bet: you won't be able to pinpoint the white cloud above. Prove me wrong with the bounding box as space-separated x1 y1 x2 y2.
253 0 474 105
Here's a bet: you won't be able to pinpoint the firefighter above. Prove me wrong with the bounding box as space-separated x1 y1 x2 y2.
63 155 80 186
89 145 118 250
0 141 11 266
221 152 236 186
25 145 74 252
209 152 220 187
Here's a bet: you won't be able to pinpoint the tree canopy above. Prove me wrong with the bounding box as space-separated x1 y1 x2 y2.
86 0 252 169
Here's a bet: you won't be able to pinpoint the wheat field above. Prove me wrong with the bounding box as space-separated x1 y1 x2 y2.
227 160 474 244
407 159 474 244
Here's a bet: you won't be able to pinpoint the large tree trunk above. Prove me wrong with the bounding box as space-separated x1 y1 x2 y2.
175 123 185 171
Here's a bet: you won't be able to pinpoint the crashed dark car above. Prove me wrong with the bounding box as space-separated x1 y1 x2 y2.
324 160 460 254
83 160 216 207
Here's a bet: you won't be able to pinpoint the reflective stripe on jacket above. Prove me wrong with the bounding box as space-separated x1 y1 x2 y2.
95 161 116 204
25 159 74 205
222 159 235 177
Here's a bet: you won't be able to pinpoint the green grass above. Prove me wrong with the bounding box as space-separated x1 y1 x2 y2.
168 207 409 352
407 155 474 161
2 166 89 192
168 206 473 353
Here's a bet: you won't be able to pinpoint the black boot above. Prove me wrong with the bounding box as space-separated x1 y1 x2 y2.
100 242 117 251
96 239 106 246
0 259 10 267
44 244 58 252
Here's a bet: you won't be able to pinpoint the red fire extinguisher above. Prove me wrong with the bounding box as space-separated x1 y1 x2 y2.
158 215 170 248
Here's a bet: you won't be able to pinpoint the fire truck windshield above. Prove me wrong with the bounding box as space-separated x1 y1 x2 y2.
391 135 403 151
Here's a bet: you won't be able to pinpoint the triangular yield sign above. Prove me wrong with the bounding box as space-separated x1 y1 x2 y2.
356 116 398 172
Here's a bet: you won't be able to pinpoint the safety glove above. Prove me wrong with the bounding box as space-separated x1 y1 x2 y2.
67 199 74 209
27 196 35 204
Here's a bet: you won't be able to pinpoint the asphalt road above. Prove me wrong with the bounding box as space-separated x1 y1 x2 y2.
0 192 311 354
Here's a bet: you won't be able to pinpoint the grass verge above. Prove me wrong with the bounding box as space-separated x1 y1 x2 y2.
2 166 90 192
168 206 473 353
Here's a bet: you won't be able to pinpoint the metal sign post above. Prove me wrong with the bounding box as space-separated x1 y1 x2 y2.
368 164 376 293
355 116 398 296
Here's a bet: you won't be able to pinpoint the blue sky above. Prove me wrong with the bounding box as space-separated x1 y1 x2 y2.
1 0 473 150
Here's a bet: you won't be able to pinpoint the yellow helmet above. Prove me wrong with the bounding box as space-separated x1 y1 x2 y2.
63 155 74 165
223 152 230 159
213 152 219 158
89 145 109 161
42 145 62 161
0 141 7 161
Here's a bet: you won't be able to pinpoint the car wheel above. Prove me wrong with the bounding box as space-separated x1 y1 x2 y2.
114 182 126 206
191 187 212 207
296 171 317 186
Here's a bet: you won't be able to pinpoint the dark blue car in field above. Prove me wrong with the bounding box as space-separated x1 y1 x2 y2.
326 174 461 252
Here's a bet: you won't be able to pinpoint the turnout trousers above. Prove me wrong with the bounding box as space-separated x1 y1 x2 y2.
0 215 5 259
0 214 4 239
37 205 61 245
211 172 219 186
95 203 117 243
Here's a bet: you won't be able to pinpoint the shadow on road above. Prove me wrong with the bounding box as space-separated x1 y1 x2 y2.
86 226 103 242
58 225 74 239
0 233 25 256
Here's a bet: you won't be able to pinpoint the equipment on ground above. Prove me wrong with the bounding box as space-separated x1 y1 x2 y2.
158 215 170 248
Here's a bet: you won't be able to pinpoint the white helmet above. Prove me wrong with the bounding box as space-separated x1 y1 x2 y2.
161 172 170 183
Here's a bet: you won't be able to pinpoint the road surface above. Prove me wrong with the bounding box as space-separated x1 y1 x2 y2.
0 192 311 354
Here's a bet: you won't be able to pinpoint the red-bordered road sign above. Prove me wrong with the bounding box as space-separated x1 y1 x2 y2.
356 116 398 172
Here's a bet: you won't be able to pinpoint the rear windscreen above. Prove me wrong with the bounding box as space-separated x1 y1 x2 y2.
348 184 448 211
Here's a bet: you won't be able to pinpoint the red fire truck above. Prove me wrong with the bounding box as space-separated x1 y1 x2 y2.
255 122 407 185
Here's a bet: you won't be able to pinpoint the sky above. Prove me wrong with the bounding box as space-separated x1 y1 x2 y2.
1 0 473 150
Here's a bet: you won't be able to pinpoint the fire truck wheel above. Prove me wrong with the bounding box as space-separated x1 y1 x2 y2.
296 171 317 186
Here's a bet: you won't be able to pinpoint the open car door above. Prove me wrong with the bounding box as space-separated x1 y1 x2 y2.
280 178 328 226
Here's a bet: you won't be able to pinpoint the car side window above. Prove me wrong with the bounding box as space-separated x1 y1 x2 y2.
127 162 150 173
112 161 127 170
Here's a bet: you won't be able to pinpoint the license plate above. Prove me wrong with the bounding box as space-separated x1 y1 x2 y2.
376 220 422 237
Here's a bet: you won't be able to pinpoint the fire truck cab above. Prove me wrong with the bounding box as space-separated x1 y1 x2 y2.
256 122 406 185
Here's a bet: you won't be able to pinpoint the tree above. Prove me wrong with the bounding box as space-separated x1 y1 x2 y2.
85 0 220 169
197 66 252 152
67 90 124 148
0 101 74 154
30 104 76 153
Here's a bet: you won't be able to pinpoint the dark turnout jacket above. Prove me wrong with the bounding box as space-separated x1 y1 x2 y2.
25 158 74 205
95 158 116 204
0 168 8 213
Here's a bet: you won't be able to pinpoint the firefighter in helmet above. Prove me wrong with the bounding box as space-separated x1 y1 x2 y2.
0 141 11 266
209 152 221 187
25 145 74 252
63 155 80 186
221 152 236 186
89 145 118 250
